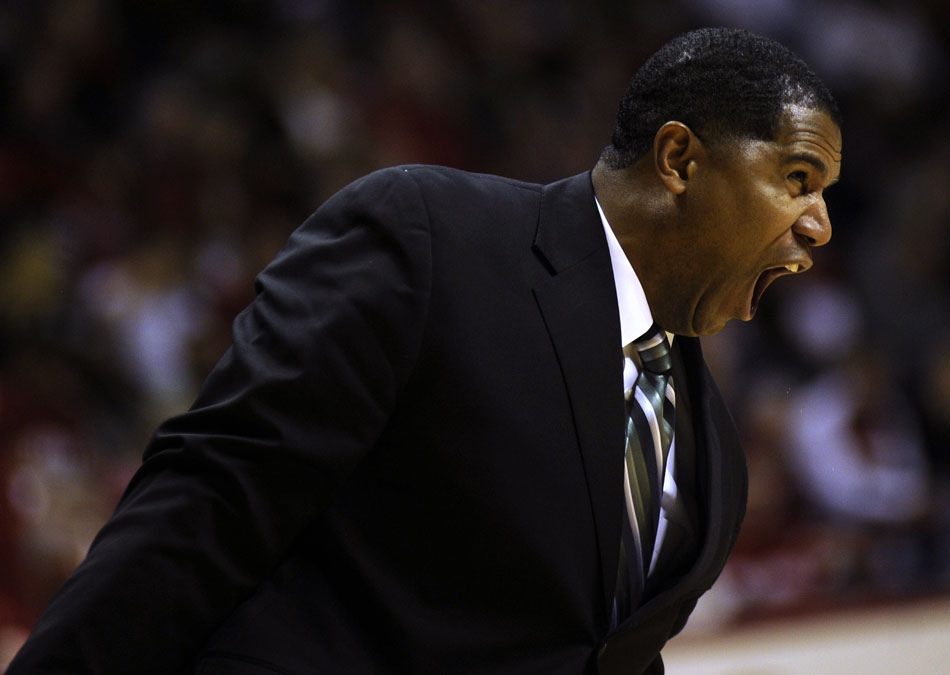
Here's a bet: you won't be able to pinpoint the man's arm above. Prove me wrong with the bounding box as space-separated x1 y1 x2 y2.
7 168 433 674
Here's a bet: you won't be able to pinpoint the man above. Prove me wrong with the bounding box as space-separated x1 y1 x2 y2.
9 27 842 674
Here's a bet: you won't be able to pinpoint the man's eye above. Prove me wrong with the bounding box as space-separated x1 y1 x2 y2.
788 171 810 192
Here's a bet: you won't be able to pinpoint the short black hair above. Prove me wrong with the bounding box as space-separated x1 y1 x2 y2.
603 27 841 168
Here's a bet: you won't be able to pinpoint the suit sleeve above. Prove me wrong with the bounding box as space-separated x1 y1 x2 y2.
7 167 433 674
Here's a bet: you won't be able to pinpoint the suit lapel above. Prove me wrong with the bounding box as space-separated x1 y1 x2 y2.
531 172 626 621
678 337 746 585
624 337 745 623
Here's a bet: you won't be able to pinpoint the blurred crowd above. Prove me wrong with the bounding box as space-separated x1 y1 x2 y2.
1 0 948 660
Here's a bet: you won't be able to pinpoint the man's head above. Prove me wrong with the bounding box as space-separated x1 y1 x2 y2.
593 28 843 338
602 27 841 169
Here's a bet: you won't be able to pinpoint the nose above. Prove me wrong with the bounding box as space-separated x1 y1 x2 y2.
793 196 832 247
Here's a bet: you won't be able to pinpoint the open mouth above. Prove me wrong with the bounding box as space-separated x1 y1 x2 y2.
750 264 801 317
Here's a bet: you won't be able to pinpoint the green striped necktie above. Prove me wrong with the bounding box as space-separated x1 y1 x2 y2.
615 323 675 619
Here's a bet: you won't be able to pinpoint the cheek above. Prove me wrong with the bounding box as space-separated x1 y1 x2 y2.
719 189 762 240
737 192 792 251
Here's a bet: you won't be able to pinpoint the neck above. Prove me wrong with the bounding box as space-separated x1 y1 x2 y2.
591 160 673 320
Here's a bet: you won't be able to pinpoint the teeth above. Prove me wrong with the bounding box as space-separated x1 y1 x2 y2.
785 264 800 273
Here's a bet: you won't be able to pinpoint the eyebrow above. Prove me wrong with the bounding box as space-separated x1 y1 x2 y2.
785 152 840 186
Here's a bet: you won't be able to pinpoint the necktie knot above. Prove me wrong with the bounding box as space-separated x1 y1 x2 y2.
631 323 672 375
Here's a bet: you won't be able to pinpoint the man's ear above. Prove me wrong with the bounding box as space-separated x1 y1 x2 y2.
653 121 704 195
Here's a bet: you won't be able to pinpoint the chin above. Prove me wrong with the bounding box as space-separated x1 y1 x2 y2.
689 316 730 337
666 308 726 337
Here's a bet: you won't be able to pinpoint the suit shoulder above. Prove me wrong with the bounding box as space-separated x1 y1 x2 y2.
322 166 548 245
322 166 541 217
393 166 548 228
395 165 543 195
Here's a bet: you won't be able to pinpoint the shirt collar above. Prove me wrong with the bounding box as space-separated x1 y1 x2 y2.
595 197 654 347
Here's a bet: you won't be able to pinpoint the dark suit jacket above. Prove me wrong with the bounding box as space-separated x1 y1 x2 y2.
8 167 746 675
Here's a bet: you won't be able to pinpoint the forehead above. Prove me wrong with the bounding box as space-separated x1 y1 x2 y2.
772 104 843 176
